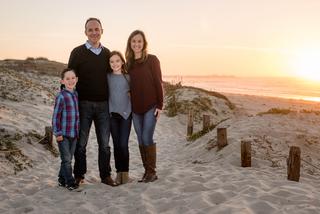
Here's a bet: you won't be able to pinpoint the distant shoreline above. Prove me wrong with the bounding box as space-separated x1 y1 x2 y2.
163 75 320 103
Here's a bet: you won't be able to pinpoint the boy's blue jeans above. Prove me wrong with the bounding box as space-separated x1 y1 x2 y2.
110 113 132 172
74 100 111 180
132 106 157 146
58 136 77 186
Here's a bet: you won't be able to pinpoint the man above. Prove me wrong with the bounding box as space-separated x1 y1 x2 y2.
68 17 117 186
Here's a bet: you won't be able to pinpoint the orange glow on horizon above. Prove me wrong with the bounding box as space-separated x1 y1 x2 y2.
302 97 320 102
291 49 320 82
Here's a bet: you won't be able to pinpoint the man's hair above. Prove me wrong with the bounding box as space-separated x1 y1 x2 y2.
85 17 102 29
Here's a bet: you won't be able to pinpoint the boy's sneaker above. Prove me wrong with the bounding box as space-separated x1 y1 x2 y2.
66 183 79 191
58 178 65 187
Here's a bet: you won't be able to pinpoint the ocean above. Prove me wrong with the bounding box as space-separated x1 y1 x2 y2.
163 76 320 102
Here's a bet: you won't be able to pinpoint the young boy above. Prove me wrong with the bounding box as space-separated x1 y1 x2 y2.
52 68 79 191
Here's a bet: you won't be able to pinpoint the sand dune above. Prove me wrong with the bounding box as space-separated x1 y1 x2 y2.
1 66 320 213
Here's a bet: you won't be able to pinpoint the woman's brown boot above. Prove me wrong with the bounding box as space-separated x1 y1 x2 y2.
138 145 147 182
144 144 158 183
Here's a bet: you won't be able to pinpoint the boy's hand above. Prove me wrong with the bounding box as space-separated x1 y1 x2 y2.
56 135 63 142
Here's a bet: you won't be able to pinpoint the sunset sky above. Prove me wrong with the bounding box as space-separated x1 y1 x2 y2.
1 0 320 78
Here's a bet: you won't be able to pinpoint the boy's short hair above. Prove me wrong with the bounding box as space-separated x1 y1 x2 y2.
61 68 76 79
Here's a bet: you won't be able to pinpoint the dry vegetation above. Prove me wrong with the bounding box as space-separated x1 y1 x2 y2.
0 128 34 173
163 81 235 121
257 108 295 115
257 108 320 116
163 81 235 141
0 58 62 175
2 57 65 76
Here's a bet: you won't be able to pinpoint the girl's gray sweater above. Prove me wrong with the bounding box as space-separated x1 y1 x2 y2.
107 73 132 119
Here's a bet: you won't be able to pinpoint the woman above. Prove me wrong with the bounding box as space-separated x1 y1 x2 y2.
125 30 163 183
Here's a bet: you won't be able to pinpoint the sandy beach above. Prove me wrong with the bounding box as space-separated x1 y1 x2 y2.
1 64 320 213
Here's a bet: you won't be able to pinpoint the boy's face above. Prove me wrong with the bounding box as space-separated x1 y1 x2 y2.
61 71 77 91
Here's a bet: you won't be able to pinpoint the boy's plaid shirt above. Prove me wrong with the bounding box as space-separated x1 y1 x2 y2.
52 89 79 138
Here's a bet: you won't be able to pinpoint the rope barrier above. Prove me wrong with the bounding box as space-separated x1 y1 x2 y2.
0 136 47 154
0 150 21 153
301 158 320 171
36 136 47 144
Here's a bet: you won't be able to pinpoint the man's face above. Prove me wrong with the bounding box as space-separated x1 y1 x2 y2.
85 20 103 46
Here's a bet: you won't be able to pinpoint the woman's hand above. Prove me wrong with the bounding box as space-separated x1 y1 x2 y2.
154 108 162 120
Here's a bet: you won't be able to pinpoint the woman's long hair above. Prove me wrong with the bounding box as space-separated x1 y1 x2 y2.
125 30 148 70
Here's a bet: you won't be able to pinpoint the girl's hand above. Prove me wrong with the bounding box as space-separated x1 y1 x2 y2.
154 108 162 120
56 135 63 142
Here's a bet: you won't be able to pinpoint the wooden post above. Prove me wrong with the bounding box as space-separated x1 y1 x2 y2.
172 94 177 113
287 146 301 182
202 114 210 131
45 126 53 147
241 141 251 167
187 109 193 136
217 128 227 149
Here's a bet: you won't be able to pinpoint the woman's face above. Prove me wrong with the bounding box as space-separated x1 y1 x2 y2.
130 34 144 55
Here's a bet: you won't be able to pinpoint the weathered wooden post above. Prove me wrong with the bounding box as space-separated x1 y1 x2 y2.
187 109 193 136
202 114 210 131
287 146 301 182
168 94 177 117
241 140 251 167
45 126 53 147
217 128 227 149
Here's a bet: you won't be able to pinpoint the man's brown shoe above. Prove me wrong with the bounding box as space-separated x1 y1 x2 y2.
101 176 118 187
75 177 84 186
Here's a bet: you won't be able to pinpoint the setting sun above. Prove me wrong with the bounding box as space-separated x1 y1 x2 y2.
292 50 320 82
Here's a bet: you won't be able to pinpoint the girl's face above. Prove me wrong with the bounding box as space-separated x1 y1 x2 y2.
61 70 77 91
130 34 144 55
109 54 124 73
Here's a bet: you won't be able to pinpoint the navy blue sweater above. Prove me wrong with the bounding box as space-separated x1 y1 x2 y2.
68 44 110 101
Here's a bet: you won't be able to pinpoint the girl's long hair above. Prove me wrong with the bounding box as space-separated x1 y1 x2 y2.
125 30 148 70
109 51 127 74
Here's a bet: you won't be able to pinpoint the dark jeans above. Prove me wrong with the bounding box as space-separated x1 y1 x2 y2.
58 137 77 186
110 113 132 172
74 100 111 180
132 106 157 146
